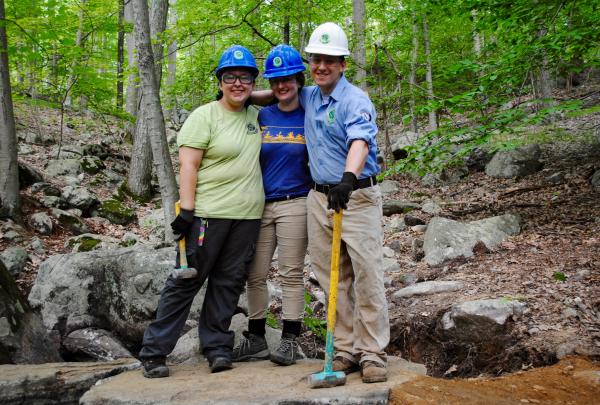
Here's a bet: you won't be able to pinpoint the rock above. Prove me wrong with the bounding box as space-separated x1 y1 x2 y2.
30 237 46 255
411 224 428 233
65 234 122 252
546 172 565 184
0 259 61 364
465 147 493 172
50 208 89 234
404 214 426 226
383 200 421 216
28 246 208 344
122 232 139 247
81 356 425 405
0 359 137 404
386 216 406 233
441 298 526 329
80 156 106 174
382 246 396 258
556 342 579 359
17 161 44 189
31 182 61 196
382 257 401 273
45 158 83 177
18 130 55 145
379 180 402 196
18 144 34 155
1 247 28 277
424 214 521 266
590 170 600 189
98 199 136 225
422 166 468 187
83 144 110 159
61 185 99 214
572 269 590 281
421 199 442 214
393 281 464 299
410 238 424 262
562 308 578 319
63 328 134 361
391 131 419 160
29 212 53 235
40 195 68 209
50 145 84 159
485 144 543 178
1 230 23 243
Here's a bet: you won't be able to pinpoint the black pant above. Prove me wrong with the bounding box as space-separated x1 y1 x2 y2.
140 217 260 363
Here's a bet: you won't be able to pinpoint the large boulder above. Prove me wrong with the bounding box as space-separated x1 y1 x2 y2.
97 199 136 225
424 214 521 266
441 298 526 329
63 328 134 361
50 208 89 234
18 161 44 189
28 247 208 345
485 144 543 178
0 259 61 364
45 159 82 177
0 247 28 277
391 131 419 160
61 186 99 214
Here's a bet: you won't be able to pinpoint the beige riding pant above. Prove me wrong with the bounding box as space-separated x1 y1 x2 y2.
307 186 390 366
246 197 307 321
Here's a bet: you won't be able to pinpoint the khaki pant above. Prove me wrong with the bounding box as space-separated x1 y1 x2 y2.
307 186 390 366
247 197 307 321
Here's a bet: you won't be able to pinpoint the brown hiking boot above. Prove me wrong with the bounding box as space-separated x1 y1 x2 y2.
361 360 387 383
332 356 359 374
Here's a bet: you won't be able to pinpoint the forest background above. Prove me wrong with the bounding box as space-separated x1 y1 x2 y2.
1 0 599 227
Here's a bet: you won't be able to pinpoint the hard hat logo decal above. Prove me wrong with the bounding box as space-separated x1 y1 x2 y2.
233 50 244 59
320 33 330 44
273 56 283 67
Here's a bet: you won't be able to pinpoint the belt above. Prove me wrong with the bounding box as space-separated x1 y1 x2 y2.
313 175 377 195
265 194 306 203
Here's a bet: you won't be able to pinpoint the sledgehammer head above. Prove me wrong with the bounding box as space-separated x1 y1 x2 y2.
171 266 197 279
307 370 346 389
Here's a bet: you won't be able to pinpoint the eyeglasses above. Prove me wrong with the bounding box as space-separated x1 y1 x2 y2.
269 76 296 86
309 56 343 66
221 73 254 85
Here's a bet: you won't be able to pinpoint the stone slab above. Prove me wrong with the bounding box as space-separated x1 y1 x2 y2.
81 357 426 405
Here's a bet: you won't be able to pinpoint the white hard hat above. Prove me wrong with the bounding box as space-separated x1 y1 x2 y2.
304 22 350 56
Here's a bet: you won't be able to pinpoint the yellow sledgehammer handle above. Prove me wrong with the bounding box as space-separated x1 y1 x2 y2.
324 209 343 372
175 201 188 268
172 201 197 279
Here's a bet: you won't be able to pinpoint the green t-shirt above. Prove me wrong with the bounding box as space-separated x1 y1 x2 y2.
177 101 264 219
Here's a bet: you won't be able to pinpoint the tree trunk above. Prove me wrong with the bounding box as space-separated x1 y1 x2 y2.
165 0 177 122
472 9 482 57
116 0 125 109
0 0 20 220
125 0 138 135
132 0 178 240
422 13 437 132
127 0 169 199
408 10 419 133
283 14 290 44
66 0 88 109
352 0 366 90
534 29 554 109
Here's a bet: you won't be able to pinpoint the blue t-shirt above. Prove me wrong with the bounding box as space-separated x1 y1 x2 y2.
258 105 312 201
299 75 380 185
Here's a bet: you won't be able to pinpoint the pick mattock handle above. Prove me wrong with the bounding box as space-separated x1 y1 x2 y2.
323 209 343 373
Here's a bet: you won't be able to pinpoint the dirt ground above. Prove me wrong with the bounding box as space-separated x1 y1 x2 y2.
390 356 600 405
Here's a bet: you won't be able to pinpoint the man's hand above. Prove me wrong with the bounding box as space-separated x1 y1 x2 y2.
171 208 194 240
327 172 356 212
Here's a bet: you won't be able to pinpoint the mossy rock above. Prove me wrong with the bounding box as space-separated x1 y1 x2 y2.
98 198 136 225
80 156 105 175
67 236 102 252
115 181 153 204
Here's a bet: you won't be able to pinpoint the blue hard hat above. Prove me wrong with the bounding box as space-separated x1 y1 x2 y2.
263 44 305 79
216 45 259 78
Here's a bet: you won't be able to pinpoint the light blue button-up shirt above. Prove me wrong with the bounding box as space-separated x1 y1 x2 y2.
299 75 380 185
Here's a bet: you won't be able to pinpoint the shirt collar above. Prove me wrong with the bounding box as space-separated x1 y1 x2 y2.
319 74 349 102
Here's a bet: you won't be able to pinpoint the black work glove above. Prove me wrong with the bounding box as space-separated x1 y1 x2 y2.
327 172 356 212
170 208 195 241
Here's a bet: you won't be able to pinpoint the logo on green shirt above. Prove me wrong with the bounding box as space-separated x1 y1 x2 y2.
247 123 258 134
